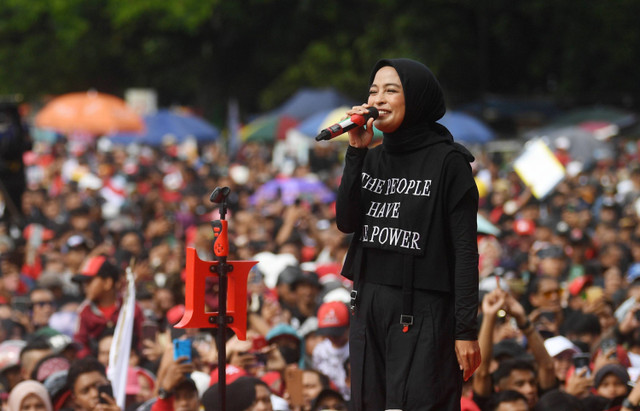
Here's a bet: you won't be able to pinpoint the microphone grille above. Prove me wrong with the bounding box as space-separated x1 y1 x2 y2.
368 107 379 119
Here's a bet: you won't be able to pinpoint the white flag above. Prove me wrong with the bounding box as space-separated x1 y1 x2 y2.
107 265 136 409
227 98 241 160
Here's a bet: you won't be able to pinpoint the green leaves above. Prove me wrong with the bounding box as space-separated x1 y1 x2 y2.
0 0 639 122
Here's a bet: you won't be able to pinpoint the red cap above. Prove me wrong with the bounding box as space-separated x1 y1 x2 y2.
209 364 248 386
166 305 185 326
260 371 284 396
126 367 141 395
315 262 343 279
80 255 107 276
72 255 110 283
513 219 536 236
316 301 349 337
23 224 55 242
568 275 593 296
135 367 156 391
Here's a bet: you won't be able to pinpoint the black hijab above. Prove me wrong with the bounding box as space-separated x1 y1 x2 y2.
369 58 454 153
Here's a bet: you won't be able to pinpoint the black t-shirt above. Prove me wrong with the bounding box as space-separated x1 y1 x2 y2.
337 143 479 340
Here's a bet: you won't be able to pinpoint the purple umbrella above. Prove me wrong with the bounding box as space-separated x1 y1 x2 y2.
250 177 336 206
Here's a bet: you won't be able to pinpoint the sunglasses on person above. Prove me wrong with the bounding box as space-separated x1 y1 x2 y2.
31 300 55 308
540 289 563 299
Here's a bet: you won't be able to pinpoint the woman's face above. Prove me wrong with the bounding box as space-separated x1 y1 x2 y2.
368 66 405 133
596 374 628 399
20 393 47 411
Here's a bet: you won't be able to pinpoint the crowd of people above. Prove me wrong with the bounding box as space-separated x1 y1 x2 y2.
1 113 640 411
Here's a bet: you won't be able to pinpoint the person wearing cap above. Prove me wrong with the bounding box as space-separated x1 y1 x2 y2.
135 366 157 405
513 218 536 238
543 335 579 385
31 353 70 384
312 301 350 401
266 324 302 367
72 255 144 359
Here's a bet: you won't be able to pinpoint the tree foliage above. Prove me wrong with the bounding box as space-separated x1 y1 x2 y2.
1 0 639 125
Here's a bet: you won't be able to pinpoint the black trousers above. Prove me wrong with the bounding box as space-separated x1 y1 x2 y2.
349 282 462 411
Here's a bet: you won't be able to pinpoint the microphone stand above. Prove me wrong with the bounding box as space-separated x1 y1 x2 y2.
210 187 231 411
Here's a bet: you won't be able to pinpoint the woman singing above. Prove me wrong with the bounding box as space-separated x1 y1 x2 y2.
336 58 481 410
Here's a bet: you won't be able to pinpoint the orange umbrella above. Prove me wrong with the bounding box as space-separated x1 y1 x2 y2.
35 91 144 136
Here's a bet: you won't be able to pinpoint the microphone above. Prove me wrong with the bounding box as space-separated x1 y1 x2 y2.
209 187 230 204
315 107 379 141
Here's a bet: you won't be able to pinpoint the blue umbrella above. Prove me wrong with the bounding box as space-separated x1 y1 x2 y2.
271 88 356 121
438 111 496 144
110 109 220 145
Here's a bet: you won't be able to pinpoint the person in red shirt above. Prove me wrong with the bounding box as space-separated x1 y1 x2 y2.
72 255 143 358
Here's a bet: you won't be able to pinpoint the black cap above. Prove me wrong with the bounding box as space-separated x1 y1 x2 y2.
536 245 565 259
276 265 303 286
291 270 321 290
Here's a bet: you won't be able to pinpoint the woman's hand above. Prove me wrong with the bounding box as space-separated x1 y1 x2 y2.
346 105 375 148
455 340 481 381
